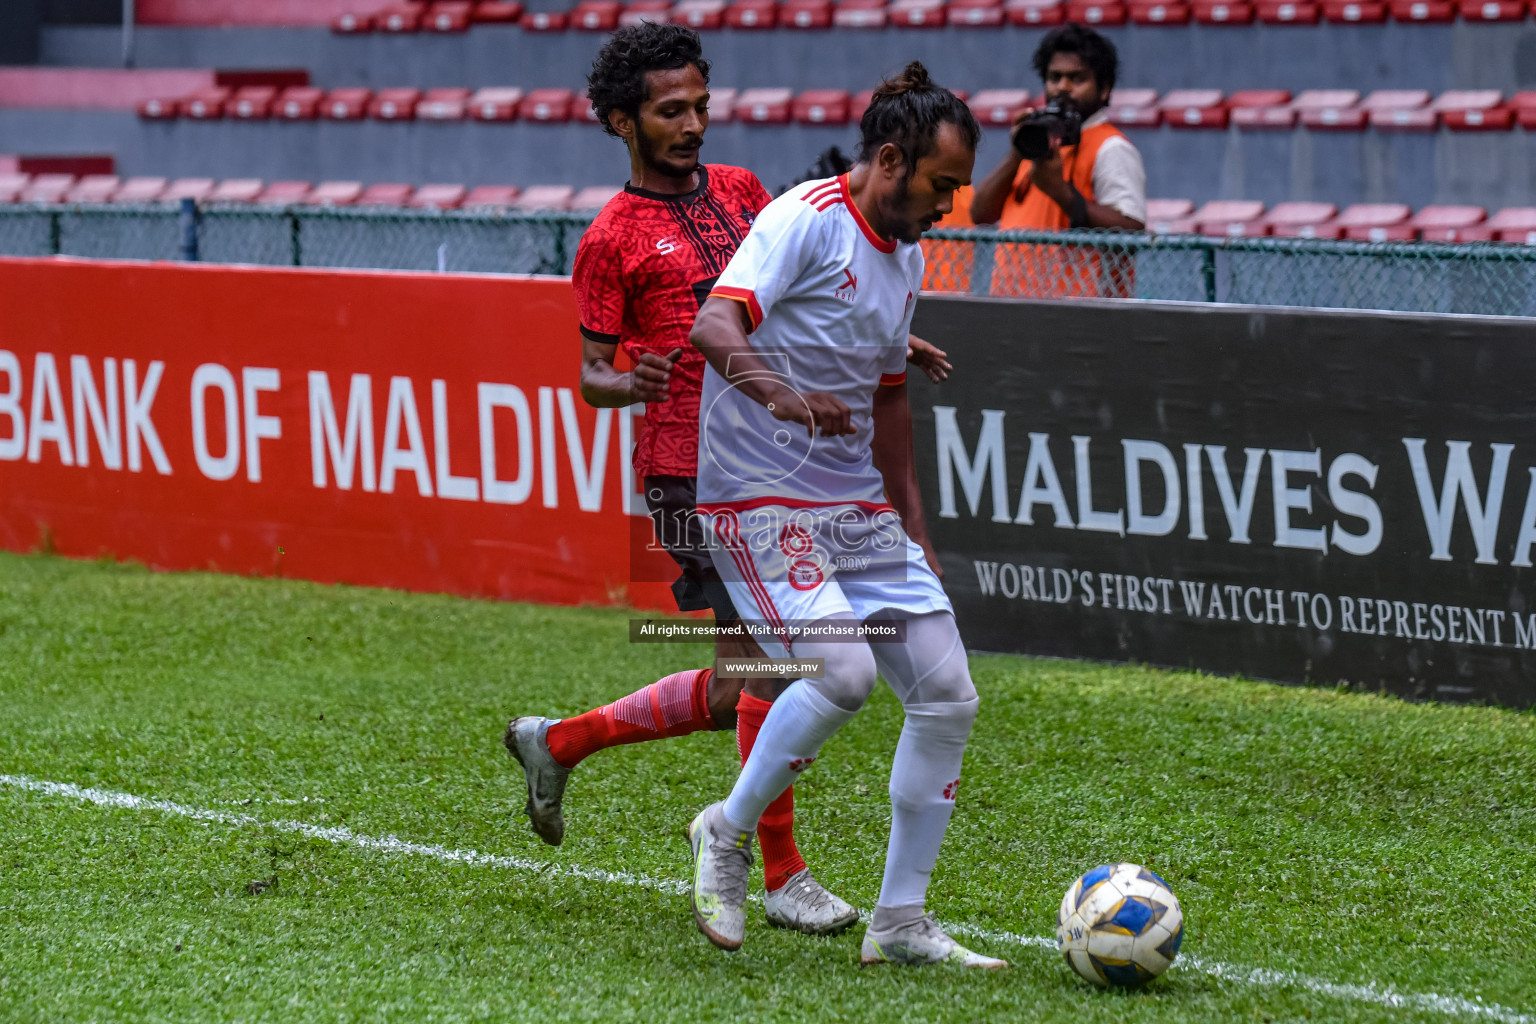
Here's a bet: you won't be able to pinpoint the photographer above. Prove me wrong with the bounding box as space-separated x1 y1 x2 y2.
970 25 1145 233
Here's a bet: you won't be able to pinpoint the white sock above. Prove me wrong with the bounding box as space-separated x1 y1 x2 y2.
877 698 978 909
721 680 855 833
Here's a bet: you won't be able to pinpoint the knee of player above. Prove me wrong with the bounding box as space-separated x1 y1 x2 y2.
814 643 878 712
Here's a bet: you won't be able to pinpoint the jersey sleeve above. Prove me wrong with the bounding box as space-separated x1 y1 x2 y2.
745 171 772 216
881 252 925 383
571 224 625 345
709 196 822 332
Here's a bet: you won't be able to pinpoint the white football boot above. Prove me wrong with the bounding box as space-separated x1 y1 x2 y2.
764 869 860 935
503 716 571 846
688 803 754 951
861 914 1009 968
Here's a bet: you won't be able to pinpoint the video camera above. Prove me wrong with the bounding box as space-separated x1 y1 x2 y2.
1011 100 1083 162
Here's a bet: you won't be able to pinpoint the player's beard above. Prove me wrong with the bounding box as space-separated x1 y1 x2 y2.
636 124 700 181
885 175 928 245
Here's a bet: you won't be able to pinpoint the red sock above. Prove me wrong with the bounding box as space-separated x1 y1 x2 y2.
736 692 807 892
545 668 716 769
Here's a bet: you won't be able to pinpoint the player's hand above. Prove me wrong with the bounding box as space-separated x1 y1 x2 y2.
631 348 681 403
765 385 854 438
906 335 951 383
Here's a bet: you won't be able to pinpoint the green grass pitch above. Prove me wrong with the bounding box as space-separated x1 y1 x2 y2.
1 550 1533 1023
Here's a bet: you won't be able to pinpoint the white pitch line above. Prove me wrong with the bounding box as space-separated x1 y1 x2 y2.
3 774 1530 1024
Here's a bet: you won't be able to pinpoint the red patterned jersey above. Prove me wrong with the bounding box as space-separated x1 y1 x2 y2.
573 164 771 477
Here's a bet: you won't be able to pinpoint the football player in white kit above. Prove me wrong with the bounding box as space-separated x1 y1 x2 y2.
684 62 1007 968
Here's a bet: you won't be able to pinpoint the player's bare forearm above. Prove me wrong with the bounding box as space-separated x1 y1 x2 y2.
580 337 678 407
690 296 852 436
579 357 637 407
871 380 928 543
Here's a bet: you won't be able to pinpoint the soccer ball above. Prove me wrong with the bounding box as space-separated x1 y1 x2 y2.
1057 862 1183 987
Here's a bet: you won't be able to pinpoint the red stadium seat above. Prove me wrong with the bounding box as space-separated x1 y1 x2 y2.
1409 205 1487 242
1129 0 1191 20
229 85 278 119
64 175 121 203
726 0 780 26
1435 90 1511 131
21 174 77 204
1192 0 1256 19
254 180 312 205
275 86 324 120
1160 89 1227 128
137 96 180 120
780 0 832 23
949 0 1006 24
1483 208 1536 245
357 183 414 206
572 96 602 122
834 0 889 27
1323 0 1384 19
181 86 232 120
1064 0 1127 20
671 0 726 26
572 184 624 209
573 0 622 28
307 181 365 206
708 87 737 122
889 0 948 25
1458 0 1527 18
849 89 875 122
331 11 374 32
1295 89 1363 130
462 184 522 209
1005 0 1065 19
473 1 526 21
423 1 474 30
519 88 575 122
523 9 570 28
418 87 471 120
370 87 422 121
1228 89 1293 129
1145 197 1196 233
514 184 577 210
620 0 674 22
1387 0 1453 17
112 177 169 203
164 177 216 203
1513 92 1536 130
968 89 1032 127
1256 0 1319 20
793 89 852 124
208 178 264 203
376 3 424 30
1105 87 1159 128
409 183 468 209
1363 89 1432 132
1263 201 1338 237
0 174 29 203
734 87 793 123
1194 199 1266 236
322 88 372 120
1335 203 1412 241
469 87 524 121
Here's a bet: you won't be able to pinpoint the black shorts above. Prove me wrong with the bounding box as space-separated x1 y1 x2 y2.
644 474 741 624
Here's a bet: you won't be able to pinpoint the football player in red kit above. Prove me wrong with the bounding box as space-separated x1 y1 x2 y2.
503 23 947 936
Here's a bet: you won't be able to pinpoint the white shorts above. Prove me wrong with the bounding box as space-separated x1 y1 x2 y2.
704 502 952 659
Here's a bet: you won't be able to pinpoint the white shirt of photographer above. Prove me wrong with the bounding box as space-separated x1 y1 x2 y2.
1083 109 1147 225
699 174 921 509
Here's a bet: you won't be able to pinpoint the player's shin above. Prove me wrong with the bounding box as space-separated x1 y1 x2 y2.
873 697 979 918
736 692 807 890
720 681 855 833
544 667 717 769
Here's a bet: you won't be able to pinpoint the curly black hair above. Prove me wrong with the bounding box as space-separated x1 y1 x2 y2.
856 62 980 175
1032 24 1118 95
587 23 711 140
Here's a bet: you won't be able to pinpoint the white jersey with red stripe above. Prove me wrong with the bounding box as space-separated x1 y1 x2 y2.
699 174 922 510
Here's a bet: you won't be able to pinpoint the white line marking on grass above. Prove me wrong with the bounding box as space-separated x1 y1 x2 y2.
3 773 1530 1024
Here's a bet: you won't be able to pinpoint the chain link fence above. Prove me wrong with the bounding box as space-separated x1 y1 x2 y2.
2 203 1534 317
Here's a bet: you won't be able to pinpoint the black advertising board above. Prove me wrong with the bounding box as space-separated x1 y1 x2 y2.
908 295 1536 707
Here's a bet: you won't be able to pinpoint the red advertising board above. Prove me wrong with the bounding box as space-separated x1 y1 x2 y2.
0 258 678 610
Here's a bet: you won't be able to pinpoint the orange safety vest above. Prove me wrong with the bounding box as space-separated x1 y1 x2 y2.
923 121 1134 298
